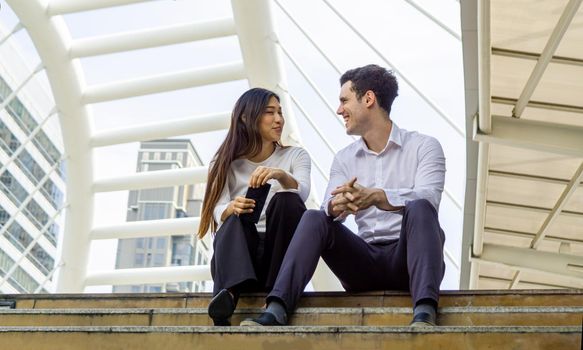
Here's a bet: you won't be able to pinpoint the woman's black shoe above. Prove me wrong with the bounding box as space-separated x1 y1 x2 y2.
208 289 235 326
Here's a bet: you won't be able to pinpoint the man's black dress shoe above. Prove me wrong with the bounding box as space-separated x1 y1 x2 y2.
409 311 436 327
240 312 286 326
208 289 235 326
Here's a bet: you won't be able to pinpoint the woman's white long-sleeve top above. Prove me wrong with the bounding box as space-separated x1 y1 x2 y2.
212 146 311 232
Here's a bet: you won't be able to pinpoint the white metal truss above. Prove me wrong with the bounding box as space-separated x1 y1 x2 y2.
230 0 302 146
46 0 150 15
93 166 208 193
0 22 23 46
90 112 231 147
531 162 583 249
6 0 312 292
507 162 583 288
464 0 583 289
85 265 211 287
90 217 200 240
0 63 43 112
473 243 583 286
7 0 96 293
512 0 583 118
69 18 237 58
474 115 583 158
82 62 246 104
403 0 461 40
5 0 467 293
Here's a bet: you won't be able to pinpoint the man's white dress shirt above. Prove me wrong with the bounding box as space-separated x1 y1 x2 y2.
322 123 445 243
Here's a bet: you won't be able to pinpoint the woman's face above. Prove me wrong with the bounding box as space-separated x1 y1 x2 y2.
257 96 284 143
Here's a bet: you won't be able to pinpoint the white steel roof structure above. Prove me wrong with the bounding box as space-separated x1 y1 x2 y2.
461 0 583 289
1 0 468 293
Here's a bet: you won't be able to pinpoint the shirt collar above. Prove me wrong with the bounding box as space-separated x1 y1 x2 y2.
357 122 402 155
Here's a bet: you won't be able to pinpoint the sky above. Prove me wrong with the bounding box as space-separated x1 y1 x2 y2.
0 0 465 292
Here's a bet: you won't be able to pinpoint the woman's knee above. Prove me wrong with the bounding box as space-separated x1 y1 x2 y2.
267 192 306 216
270 192 303 207
213 215 243 242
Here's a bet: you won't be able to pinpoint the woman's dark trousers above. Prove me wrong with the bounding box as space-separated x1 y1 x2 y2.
210 192 306 297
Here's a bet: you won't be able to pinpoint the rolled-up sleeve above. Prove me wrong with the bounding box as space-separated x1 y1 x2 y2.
285 148 312 202
383 137 445 210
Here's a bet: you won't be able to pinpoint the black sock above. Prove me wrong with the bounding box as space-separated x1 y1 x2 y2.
414 298 437 322
266 300 288 324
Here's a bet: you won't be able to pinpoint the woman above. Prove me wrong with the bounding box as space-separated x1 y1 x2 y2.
198 88 311 326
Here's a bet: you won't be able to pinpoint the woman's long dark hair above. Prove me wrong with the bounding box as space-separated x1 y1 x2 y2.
198 88 281 238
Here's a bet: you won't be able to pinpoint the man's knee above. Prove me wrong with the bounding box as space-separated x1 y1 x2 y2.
405 199 435 216
296 210 331 240
300 209 328 225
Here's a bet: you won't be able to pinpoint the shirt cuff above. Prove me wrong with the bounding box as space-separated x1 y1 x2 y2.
322 196 333 217
213 203 229 225
383 189 408 208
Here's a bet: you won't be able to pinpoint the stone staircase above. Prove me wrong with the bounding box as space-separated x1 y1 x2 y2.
0 290 580 349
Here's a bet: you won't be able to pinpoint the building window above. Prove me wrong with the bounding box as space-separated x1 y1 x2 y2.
134 254 144 266
143 203 167 220
153 253 165 266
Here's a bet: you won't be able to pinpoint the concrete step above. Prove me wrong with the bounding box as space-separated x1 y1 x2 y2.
0 325 579 349
0 291 581 348
4 290 583 309
0 306 581 327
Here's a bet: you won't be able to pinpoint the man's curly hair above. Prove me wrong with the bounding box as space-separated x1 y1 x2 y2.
340 64 398 117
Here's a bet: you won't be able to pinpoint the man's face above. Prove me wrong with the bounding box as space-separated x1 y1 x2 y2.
337 81 368 136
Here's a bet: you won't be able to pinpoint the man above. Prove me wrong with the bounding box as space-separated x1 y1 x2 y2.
241 64 446 327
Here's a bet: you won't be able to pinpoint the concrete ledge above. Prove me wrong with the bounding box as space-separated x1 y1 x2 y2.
1 305 583 315
0 325 579 333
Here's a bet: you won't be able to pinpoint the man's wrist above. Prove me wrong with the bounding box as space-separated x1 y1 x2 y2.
373 189 382 206
374 189 392 211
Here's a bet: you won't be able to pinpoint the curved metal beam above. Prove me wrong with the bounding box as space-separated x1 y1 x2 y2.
93 166 208 193
47 0 151 15
7 0 94 292
90 112 230 148
230 0 302 146
70 18 236 58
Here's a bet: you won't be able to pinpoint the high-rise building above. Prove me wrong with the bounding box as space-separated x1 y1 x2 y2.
0 26 65 293
113 139 210 293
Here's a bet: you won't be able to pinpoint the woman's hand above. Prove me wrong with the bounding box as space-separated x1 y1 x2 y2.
221 196 255 221
249 166 284 188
